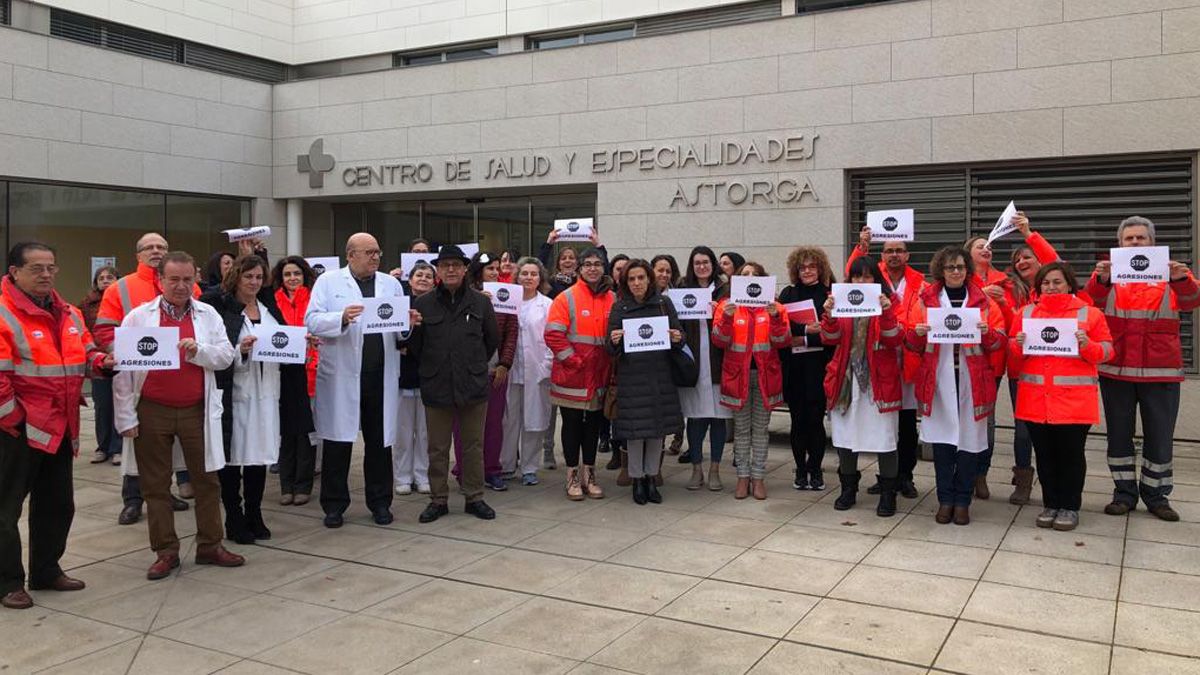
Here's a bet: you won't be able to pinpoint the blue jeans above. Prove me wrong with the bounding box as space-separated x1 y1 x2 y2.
933 443 979 507
686 418 726 465
1007 379 1034 468
91 378 123 458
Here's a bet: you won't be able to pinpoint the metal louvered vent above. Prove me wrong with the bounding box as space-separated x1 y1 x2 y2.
796 0 901 14
636 0 781 37
850 153 1196 371
51 9 179 62
183 44 286 83
1 0 11 26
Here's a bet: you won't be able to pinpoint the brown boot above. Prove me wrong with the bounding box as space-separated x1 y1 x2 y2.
751 479 767 500
953 505 971 525
667 434 683 455
566 467 584 501
616 450 631 487
686 465 705 491
935 505 954 524
734 477 750 500
974 474 990 500
581 465 605 499
1008 467 1034 505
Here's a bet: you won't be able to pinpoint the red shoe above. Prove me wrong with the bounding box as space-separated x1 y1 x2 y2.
1 589 32 609
29 575 85 592
147 553 180 580
195 546 245 568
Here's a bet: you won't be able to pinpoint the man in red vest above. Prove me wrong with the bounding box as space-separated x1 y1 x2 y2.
0 242 112 609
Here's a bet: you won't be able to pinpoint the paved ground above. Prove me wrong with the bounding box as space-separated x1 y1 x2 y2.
5 410 1200 675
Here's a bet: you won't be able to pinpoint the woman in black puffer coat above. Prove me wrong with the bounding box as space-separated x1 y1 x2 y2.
605 259 685 505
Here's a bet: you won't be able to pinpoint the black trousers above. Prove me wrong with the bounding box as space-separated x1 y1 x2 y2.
1028 422 1090 511
1101 378 1179 507
321 368 393 516
560 407 603 468
897 409 919 482
0 434 73 594
788 403 826 476
278 431 316 496
219 465 267 518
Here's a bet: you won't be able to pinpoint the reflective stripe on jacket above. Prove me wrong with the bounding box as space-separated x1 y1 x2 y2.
0 276 106 454
544 279 614 408
94 263 200 350
819 297 904 413
711 300 789 411
906 281 1007 422
1008 294 1113 425
1085 270 1200 382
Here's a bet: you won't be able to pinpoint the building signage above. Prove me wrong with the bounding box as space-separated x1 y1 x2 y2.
300 135 820 209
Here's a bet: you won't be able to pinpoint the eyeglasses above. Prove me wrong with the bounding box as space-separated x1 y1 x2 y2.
22 264 58 275
798 263 819 271
354 249 382 258
137 244 168 253
944 264 967 273
581 261 605 269
882 249 907 255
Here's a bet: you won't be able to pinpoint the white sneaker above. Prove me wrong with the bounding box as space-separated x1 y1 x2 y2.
395 484 412 496
416 483 431 494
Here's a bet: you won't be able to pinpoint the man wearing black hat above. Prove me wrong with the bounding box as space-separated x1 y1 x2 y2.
405 244 500 523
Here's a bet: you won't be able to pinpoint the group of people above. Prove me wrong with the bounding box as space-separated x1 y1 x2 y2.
0 213 1194 610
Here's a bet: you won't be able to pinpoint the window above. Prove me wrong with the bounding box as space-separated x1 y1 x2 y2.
395 43 498 67
848 153 1196 371
796 0 899 13
165 194 251 283
1 0 11 26
529 25 635 50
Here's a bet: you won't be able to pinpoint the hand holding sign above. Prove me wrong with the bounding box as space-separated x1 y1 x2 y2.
483 282 523 315
622 316 670 353
1110 246 1170 283
554 218 594 242
986 201 1019 246
360 296 411 334
1022 318 1079 356
926 307 982 344
866 209 914 242
251 324 307 364
115 326 181 371
666 288 713 320
830 283 882 317
223 226 271 243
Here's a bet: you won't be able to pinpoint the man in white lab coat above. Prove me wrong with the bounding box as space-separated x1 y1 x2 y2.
305 233 410 528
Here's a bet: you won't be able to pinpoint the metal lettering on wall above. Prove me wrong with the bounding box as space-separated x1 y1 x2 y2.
299 135 819 208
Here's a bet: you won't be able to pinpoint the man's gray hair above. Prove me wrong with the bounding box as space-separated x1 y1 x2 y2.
1118 216 1156 243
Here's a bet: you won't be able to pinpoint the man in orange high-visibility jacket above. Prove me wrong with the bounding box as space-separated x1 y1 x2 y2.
0 242 112 610
95 233 199 526
1086 216 1200 522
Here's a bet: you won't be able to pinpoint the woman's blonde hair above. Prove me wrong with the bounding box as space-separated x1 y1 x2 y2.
785 246 834 286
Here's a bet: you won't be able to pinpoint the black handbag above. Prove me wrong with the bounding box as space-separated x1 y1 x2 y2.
659 298 699 387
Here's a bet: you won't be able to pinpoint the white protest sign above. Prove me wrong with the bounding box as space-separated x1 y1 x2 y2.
1023 318 1079 357
866 209 914 242
359 295 410 334
830 283 882 317
785 300 821 354
623 315 671 353
986 201 1019 246
666 287 713 320
927 306 982 345
399 253 437 280
554 217 594 242
730 276 777 307
483 282 523 315
223 226 271 242
114 326 180 371
251 324 307 364
1110 246 1170 284
305 256 339 276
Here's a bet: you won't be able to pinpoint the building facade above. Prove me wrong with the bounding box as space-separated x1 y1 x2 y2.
2 0 1199 431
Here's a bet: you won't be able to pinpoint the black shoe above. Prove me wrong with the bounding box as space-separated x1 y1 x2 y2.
225 519 256 545
808 470 825 491
678 451 692 464
465 500 496 520
876 475 897 518
246 512 272 540
372 508 394 525
866 481 882 495
898 479 918 499
419 502 449 523
645 476 662 504
170 495 190 512
1104 501 1135 516
792 469 809 491
118 505 141 525
323 513 344 528
269 463 279 474
834 472 860 511
605 453 622 471
632 477 647 505
1148 503 1180 522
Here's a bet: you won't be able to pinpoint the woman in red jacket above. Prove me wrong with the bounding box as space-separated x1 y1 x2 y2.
272 256 319 506
712 261 790 500
1010 262 1113 531
821 257 905 517
908 246 1007 525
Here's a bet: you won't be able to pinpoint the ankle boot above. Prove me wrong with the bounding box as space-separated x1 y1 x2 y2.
834 471 860 511
1009 466 1035 505
245 508 272 540
974 474 990 500
632 475 647 505
875 475 897 518
605 446 622 470
223 508 255 545
751 478 767 500
566 467 584 501
734 477 750 499
616 451 631 487
686 465 705 491
581 465 604 499
645 476 662 504
707 463 723 492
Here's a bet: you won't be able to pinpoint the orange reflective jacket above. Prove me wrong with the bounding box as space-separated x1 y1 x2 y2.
545 279 614 408
711 300 790 411
0 277 106 454
1084 270 1200 382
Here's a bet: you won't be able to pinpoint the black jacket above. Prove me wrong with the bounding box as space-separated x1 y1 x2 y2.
679 281 728 386
605 290 684 441
406 284 499 408
778 282 834 405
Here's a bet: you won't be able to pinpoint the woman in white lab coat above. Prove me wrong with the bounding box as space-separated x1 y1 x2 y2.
501 257 554 486
200 254 283 544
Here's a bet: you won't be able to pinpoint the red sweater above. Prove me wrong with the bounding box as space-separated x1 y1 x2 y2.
141 309 204 408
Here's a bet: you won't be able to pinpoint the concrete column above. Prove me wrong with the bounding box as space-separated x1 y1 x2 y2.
287 199 303 255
